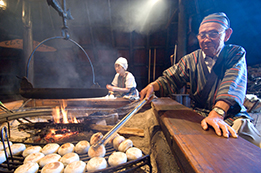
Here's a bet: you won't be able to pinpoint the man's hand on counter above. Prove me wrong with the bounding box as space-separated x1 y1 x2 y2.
201 110 238 138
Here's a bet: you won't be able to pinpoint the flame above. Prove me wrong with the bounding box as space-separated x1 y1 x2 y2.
52 106 60 123
52 100 79 124
61 100 69 124
72 116 78 123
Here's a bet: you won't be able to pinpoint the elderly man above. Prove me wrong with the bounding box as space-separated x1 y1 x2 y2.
140 12 261 147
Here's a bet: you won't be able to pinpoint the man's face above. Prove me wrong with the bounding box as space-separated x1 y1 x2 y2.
197 22 228 57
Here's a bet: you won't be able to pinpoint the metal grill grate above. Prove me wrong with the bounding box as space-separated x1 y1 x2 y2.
0 127 151 173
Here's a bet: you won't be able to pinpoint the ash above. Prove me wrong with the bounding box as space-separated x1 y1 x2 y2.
124 108 181 173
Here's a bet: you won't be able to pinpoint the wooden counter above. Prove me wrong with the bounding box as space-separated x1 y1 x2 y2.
152 97 261 173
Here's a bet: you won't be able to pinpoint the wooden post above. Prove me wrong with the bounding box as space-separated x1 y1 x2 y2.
177 0 187 61
22 0 34 84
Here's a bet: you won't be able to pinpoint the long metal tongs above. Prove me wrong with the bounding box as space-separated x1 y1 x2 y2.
92 98 147 148
1 126 13 170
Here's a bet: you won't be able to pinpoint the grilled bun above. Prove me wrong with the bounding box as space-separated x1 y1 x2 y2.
86 157 107 172
88 144 106 158
0 141 12 150
118 139 133 152
42 143 60 155
60 152 80 166
24 152 45 164
64 161 86 173
126 147 142 160
90 132 103 145
112 135 125 150
39 153 61 167
8 143 26 156
75 140 90 154
22 146 42 157
58 143 74 156
0 150 7 164
41 161 64 173
108 151 127 166
14 162 39 173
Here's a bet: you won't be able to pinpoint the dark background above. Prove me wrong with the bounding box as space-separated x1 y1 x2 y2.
0 0 260 101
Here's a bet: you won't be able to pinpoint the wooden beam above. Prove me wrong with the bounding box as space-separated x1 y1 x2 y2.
24 98 132 108
0 100 24 114
90 124 144 137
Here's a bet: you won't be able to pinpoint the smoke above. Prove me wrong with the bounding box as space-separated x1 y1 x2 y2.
28 0 170 88
32 38 95 88
112 0 169 34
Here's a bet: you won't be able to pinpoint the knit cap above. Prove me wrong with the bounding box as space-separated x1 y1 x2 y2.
200 12 230 28
115 57 128 70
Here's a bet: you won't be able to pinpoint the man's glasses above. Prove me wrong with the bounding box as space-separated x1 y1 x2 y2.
197 30 225 39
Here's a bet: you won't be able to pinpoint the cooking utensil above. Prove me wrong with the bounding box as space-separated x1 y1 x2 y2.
19 76 108 99
92 98 147 148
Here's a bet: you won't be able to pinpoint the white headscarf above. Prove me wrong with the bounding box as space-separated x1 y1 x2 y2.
115 57 128 70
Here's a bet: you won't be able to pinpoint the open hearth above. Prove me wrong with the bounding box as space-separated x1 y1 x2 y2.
0 98 154 173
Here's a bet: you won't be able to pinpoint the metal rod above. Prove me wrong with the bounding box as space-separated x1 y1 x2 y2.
153 48 156 81
173 44 177 65
148 49 151 84
93 98 147 148
0 109 52 123
26 37 96 85
1 126 13 170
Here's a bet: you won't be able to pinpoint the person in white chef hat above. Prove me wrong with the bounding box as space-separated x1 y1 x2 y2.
106 57 139 100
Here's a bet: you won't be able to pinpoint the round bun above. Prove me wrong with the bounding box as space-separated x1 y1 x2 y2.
108 151 127 166
75 140 90 154
8 143 26 156
0 141 12 150
126 147 142 160
22 146 42 157
86 157 107 172
24 152 45 164
88 144 106 158
0 150 7 164
118 139 133 152
112 135 125 150
42 143 60 155
64 161 86 173
41 161 64 173
60 152 80 166
58 143 74 156
39 153 61 167
14 162 39 173
90 132 103 145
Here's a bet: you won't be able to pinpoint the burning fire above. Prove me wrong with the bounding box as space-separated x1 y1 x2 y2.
52 100 79 124
45 128 78 143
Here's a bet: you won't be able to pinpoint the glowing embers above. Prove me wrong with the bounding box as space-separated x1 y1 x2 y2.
52 100 79 124
47 100 82 142
45 128 78 143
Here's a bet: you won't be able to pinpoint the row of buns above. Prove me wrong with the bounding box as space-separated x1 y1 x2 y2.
86 132 143 172
0 131 143 173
